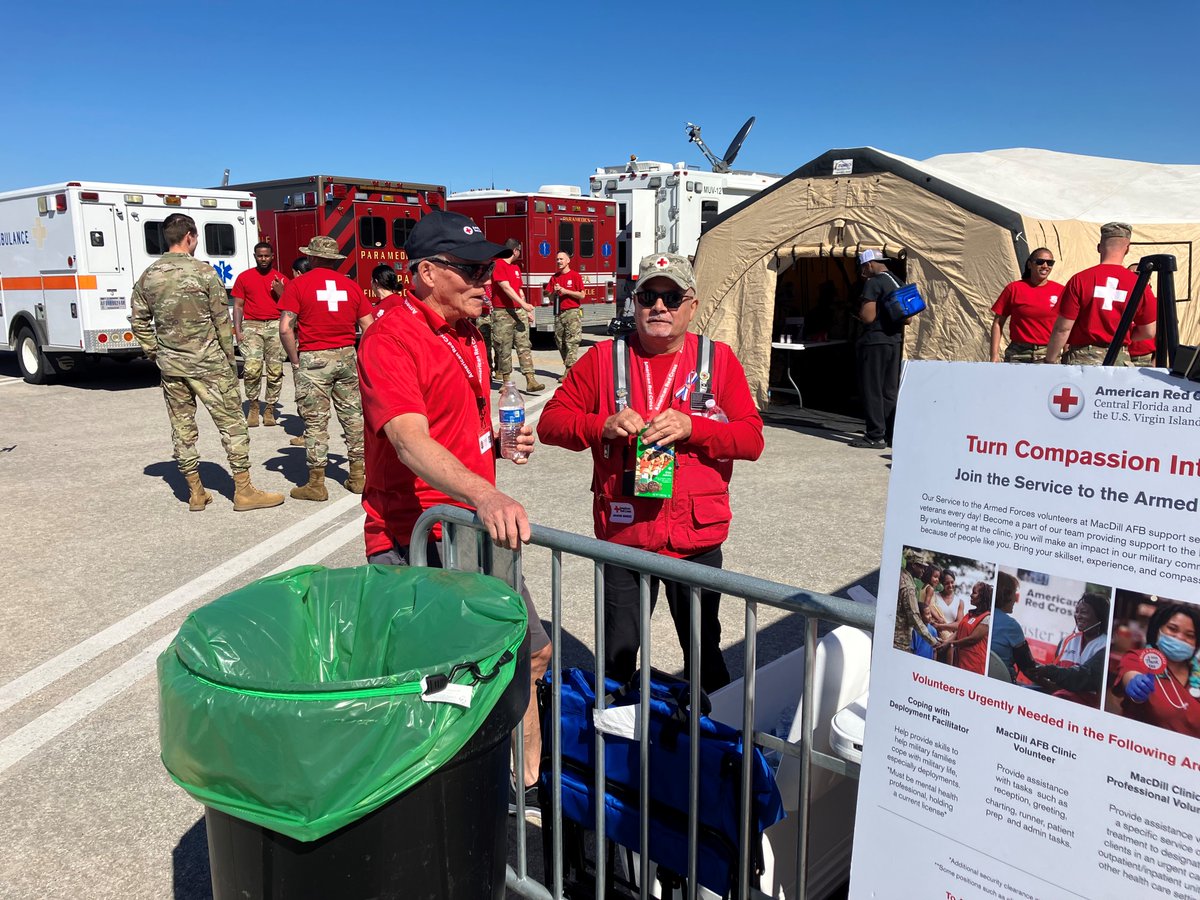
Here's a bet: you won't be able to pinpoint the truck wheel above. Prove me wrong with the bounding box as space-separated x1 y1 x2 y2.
16 326 53 384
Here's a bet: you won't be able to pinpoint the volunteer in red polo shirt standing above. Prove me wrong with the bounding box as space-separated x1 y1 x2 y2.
232 242 288 426
538 252 765 692
989 248 1063 363
1045 222 1156 365
545 251 586 373
278 235 374 500
356 210 551 813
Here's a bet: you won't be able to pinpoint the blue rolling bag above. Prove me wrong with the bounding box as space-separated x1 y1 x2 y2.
538 668 785 897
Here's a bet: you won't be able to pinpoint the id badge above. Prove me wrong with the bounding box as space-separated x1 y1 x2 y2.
479 430 493 455
689 391 713 412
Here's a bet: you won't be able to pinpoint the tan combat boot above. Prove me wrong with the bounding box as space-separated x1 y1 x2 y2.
289 434 306 446
290 467 328 502
524 372 546 393
345 460 365 494
262 404 277 427
246 400 260 427
232 471 284 511
184 471 212 511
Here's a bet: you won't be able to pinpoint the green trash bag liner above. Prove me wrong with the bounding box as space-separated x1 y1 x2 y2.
158 564 527 842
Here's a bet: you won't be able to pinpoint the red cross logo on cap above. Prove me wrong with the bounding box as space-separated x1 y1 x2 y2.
1048 383 1084 420
462 226 474 235
655 257 669 268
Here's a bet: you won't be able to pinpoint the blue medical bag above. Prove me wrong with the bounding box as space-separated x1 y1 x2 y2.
883 282 926 322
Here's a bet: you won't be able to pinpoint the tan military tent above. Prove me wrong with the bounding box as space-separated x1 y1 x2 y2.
692 147 1200 408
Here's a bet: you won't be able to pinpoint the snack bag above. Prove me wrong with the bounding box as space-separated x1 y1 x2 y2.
633 434 675 498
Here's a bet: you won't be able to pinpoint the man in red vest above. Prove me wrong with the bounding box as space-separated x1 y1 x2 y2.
538 253 764 692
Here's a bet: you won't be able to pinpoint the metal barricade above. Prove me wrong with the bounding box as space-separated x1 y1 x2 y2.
411 505 875 900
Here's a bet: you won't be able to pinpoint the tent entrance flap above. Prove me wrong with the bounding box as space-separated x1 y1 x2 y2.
770 251 907 416
773 243 906 262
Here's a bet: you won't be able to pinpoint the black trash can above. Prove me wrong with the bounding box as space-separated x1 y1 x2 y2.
204 634 529 900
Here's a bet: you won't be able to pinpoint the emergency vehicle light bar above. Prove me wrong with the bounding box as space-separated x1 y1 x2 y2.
238 200 253 209
200 199 217 208
80 192 100 202
164 196 182 206
56 194 67 212
125 194 144 204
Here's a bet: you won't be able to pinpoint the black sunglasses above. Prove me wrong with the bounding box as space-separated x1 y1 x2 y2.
428 257 495 283
1031 258 1055 268
634 289 690 309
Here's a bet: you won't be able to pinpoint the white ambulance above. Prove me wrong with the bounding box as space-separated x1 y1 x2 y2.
587 161 779 301
0 182 258 383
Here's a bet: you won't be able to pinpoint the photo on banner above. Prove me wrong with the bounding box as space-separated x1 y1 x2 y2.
899 546 995 673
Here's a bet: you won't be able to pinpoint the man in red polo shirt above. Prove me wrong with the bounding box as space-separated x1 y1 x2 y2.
1046 222 1156 365
232 242 287 427
278 235 374 500
490 239 544 393
545 251 586 373
538 252 764 692
357 210 550 813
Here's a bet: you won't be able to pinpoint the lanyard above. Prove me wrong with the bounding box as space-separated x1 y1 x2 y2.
642 349 683 417
404 297 487 424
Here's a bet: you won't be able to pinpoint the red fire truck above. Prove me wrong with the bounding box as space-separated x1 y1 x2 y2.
447 187 617 331
224 175 446 294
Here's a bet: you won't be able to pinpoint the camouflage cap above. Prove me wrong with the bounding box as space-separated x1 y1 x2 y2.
637 252 695 292
1100 222 1132 240
299 235 346 260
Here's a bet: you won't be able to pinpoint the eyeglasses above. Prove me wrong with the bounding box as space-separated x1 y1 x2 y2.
1031 258 1055 268
427 257 495 283
634 289 690 309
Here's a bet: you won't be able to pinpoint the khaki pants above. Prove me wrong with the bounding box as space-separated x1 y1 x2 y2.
240 319 284 404
490 308 536 378
295 347 364 469
555 307 583 370
1062 344 1132 366
161 368 250 474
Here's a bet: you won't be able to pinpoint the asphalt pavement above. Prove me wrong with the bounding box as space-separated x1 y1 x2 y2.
0 335 890 899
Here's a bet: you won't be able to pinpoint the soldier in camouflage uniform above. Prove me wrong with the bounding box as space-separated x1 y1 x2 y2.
490 240 544 392
278 236 375 501
130 213 285 512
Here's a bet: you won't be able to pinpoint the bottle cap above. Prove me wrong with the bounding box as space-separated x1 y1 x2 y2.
705 398 716 409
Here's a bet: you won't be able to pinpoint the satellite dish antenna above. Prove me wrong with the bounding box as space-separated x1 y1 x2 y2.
684 117 756 173
721 116 755 170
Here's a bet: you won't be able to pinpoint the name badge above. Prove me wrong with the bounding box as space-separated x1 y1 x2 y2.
479 430 493 455
609 501 635 524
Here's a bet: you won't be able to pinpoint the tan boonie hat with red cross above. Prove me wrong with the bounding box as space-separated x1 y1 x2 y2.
637 252 696 292
299 235 347 260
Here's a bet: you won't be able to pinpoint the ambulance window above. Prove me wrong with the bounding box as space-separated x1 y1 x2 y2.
700 201 720 232
618 205 627 231
393 218 416 249
360 216 387 249
514 202 527 214
495 202 508 214
144 221 167 255
579 223 594 258
618 240 628 271
558 222 574 257
204 223 237 257
534 201 547 214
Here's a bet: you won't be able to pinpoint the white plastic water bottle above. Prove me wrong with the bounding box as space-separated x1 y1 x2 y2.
704 399 729 462
499 381 526 461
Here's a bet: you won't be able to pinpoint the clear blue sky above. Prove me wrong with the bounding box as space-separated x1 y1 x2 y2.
4 0 1197 193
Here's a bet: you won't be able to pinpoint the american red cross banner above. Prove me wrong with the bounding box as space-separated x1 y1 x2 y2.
850 361 1200 900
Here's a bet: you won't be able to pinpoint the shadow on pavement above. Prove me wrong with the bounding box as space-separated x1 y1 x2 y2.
263 446 349 489
145 460 236 503
0 351 162 391
172 816 213 900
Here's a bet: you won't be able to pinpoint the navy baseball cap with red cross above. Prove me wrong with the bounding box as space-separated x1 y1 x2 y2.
404 210 508 263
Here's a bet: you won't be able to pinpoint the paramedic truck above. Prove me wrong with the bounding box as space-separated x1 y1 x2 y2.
446 186 618 330
225 175 446 297
0 181 257 384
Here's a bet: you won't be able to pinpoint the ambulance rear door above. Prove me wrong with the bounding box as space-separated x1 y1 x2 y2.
76 199 130 348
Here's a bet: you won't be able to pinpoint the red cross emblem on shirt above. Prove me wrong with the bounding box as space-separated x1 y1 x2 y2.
655 257 670 268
